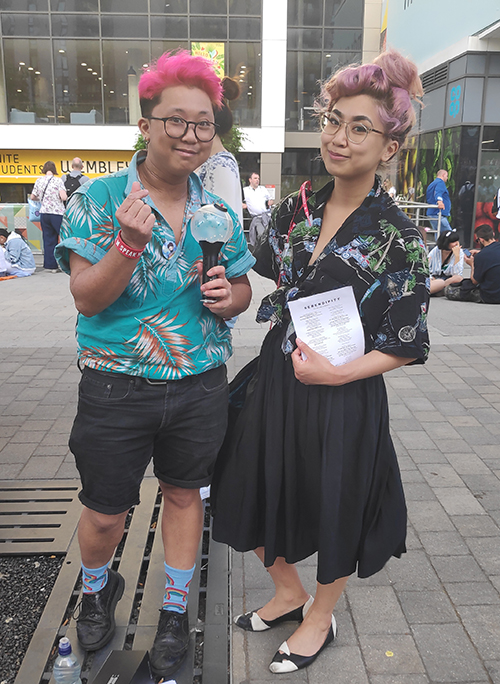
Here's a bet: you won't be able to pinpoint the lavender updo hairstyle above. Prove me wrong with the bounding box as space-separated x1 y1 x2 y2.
321 49 424 147
138 50 224 118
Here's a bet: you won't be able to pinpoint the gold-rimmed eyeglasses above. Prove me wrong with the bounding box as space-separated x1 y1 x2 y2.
146 115 219 142
320 113 386 144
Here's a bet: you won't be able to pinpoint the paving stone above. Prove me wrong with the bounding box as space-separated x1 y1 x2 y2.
347 586 408 635
398 432 437 450
407 500 455 533
358 634 425 675
444 581 500 606
431 555 487 583
0 443 36 462
398 590 458 624
421 423 462 440
9 430 46 444
486 659 500 684
445 452 492 475
370 676 430 684
412 623 488 682
418 464 465 488
418 531 469 556
451 515 499 538
307 644 369 683
18 456 66 479
408 449 449 465
456 605 500 661
402 483 437 502
465 537 500 575
0 463 24 478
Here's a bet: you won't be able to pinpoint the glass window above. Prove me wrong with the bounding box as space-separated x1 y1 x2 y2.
190 0 226 13
1 0 48 9
323 29 362 51
190 17 226 40
324 0 363 27
51 14 99 37
489 54 500 75
150 16 188 39
50 0 98 10
3 38 54 123
0 47 6 124
288 0 323 26
53 40 102 125
101 0 148 11
415 130 442 202
285 51 321 131
281 149 327 196
287 28 322 50
477 127 500 239
229 0 261 15
101 15 148 38
455 126 479 247
227 42 261 128
1 13 50 36
150 0 187 12
229 17 260 41
151 41 189 60
449 55 466 80
322 51 361 79
102 41 149 124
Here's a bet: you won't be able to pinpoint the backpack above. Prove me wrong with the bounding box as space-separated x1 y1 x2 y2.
64 173 82 199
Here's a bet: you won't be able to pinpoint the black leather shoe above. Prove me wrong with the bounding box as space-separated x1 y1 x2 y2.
269 614 337 673
235 595 313 632
149 609 190 679
75 568 125 651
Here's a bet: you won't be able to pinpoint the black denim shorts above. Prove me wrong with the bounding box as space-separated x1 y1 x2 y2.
70 364 229 514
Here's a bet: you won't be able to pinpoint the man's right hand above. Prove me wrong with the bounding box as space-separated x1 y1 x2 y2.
437 200 445 210
115 181 156 250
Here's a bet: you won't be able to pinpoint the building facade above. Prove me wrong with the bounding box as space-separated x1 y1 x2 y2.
0 0 380 204
384 0 500 246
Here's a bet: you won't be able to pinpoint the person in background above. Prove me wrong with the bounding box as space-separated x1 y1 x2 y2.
427 229 464 295
62 158 90 203
0 228 36 277
197 76 244 227
54 50 254 681
243 171 274 247
445 224 500 303
426 169 452 234
212 48 429 674
30 161 67 272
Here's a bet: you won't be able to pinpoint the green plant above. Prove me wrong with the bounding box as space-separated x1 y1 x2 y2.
221 125 247 159
134 133 147 151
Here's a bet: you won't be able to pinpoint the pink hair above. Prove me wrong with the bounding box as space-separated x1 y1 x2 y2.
321 49 424 144
139 50 223 110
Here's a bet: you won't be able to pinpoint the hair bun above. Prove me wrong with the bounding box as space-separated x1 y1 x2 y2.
373 49 423 101
222 76 241 101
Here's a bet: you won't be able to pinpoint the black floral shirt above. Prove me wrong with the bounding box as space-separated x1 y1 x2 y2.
253 176 430 362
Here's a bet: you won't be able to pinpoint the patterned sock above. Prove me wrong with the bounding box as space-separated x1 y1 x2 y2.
162 562 195 614
81 562 109 594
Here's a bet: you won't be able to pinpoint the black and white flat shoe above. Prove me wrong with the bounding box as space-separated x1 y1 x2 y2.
234 595 314 632
269 614 337 673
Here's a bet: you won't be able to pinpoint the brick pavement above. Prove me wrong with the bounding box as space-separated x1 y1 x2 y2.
1 262 500 683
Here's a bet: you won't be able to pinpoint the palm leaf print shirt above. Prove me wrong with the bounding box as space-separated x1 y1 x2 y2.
55 151 255 380
253 176 430 362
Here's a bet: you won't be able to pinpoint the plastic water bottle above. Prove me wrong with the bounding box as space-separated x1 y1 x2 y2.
53 637 82 684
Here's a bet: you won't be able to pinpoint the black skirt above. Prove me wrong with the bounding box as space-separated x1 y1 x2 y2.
211 324 407 585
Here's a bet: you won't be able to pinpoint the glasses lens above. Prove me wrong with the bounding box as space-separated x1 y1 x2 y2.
195 121 216 141
347 122 369 143
165 117 186 139
321 115 339 135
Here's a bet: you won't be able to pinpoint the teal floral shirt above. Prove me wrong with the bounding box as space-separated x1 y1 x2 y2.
55 151 255 380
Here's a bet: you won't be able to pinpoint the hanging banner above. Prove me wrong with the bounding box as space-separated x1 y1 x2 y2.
191 42 225 77
0 149 134 184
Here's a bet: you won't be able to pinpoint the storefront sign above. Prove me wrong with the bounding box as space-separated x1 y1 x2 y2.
0 150 134 183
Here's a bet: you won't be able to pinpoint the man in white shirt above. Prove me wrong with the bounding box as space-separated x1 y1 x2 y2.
243 172 273 247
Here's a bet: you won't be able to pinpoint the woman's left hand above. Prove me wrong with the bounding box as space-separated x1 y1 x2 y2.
291 338 338 385
198 263 233 316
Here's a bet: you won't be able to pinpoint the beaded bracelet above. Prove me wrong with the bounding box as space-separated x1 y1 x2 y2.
115 230 145 259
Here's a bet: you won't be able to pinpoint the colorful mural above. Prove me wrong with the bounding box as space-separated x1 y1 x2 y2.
0 204 42 252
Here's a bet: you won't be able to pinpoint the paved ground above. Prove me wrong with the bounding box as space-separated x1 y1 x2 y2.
1 258 500 684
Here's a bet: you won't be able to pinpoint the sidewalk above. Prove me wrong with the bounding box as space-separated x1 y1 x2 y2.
1 265 500 683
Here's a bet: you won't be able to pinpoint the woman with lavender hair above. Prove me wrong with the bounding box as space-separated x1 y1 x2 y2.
212 50 430 673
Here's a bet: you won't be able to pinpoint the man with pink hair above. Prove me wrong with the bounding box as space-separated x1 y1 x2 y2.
55 51 254 679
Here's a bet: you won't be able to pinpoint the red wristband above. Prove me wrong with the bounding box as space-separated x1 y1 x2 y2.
115 230 145 259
